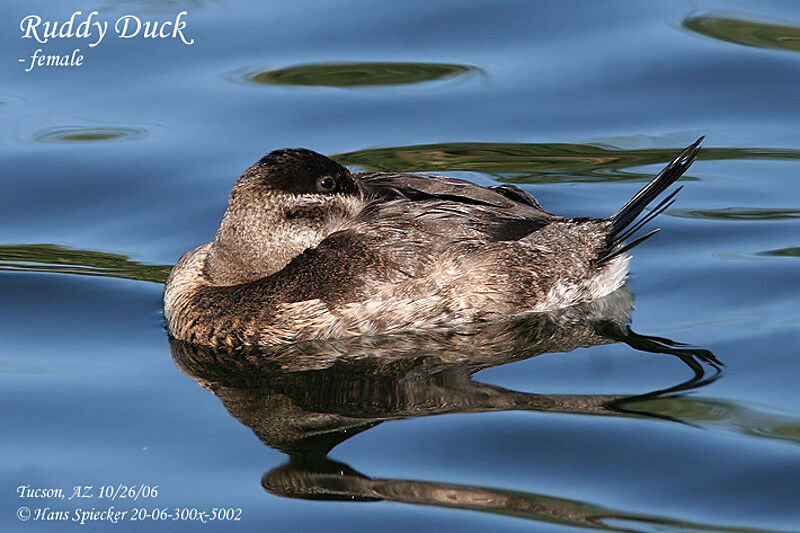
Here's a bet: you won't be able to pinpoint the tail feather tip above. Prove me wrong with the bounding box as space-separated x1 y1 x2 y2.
600 137 704 264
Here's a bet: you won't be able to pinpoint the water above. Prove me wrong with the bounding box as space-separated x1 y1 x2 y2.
2 1 799 531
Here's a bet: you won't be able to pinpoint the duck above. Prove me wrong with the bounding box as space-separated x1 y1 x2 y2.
164 138 702 347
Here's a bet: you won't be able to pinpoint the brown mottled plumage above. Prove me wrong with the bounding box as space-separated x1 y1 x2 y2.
164 140 702 347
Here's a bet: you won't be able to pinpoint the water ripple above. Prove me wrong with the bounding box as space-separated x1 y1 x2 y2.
684 12 800 52
33 126 147 144
239 62 480 88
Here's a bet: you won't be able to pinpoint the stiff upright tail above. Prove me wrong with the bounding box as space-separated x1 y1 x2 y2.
597 137 703 264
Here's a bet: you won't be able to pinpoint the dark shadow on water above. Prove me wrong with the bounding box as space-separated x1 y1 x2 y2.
166 289 793 532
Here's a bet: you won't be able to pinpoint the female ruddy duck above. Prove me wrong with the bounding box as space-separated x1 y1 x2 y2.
164 138 702 346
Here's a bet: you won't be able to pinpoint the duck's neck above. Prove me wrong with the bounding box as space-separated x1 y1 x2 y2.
202 189 364 286
202 206 328 286
203 208 281 285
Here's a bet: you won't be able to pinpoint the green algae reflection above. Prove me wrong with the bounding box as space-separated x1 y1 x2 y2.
670 208 800 221
245 62 478 88
758 247 800 258
684 13 800 52
0 244 170 283
336 142 800 183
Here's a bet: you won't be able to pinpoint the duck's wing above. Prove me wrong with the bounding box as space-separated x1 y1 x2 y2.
354 172 558 242
357 172 547 213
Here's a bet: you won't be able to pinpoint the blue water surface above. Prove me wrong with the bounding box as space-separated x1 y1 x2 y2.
1 1 799 531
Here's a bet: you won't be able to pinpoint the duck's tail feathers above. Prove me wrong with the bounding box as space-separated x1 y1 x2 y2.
597 137 703 265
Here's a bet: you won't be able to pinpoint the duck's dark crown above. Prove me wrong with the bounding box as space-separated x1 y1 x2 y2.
254 148 357 196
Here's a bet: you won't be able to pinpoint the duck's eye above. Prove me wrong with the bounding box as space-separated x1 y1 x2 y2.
317 176 336 192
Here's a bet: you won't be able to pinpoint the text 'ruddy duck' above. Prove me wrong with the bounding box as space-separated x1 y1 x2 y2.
18 10 194 72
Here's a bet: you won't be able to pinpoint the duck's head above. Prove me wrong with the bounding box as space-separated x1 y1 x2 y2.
204 148 363 285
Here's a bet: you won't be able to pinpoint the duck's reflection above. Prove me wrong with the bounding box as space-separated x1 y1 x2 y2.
170 288 731 531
